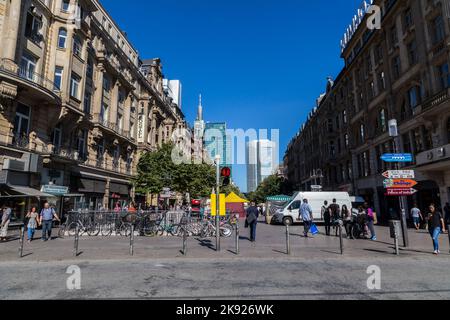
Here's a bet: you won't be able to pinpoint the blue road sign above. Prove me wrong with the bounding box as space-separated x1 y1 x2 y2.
381 153 413 163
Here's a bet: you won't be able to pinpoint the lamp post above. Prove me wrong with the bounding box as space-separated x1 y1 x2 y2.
215 154 221 252
388 119 409 247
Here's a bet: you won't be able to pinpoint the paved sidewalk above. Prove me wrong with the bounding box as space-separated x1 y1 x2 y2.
1 220 449 263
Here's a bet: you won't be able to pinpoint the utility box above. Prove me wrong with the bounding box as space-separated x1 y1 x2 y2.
389 220 401 239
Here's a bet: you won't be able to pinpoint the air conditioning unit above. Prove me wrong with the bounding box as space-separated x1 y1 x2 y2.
3 159 26 171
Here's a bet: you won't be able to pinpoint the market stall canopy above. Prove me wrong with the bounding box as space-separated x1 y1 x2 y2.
0 184 56 198
225 192 248 203
266 195 292 202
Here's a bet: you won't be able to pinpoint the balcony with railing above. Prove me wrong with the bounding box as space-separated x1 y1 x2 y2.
413 88 450 116
0 59 61 101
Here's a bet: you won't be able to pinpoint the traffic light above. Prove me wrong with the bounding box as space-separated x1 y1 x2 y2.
221 167 231 187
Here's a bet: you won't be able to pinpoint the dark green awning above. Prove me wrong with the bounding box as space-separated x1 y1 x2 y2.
266 195 292 202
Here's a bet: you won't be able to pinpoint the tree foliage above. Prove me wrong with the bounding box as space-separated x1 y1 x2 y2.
247 175 293 203
134 143 216 199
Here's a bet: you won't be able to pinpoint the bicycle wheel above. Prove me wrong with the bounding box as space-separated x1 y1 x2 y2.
58 225 66 238
101 223 112 237
169 224 180 236
119 223 132 237
68 222 79 236
87 223 100 236
220 224 233 238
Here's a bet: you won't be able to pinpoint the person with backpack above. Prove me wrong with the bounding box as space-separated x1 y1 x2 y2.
245 202 259 242
328 199 340 237
322 201 331 236
40 202 60 241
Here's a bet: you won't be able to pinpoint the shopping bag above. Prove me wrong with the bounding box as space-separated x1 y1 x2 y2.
310 223 319 235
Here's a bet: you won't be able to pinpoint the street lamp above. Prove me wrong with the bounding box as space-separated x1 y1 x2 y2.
388 119 409 248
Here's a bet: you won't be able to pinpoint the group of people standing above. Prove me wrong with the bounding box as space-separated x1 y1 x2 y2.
0 202 60 243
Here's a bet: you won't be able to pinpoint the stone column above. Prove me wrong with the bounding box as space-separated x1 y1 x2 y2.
1 0 23 69
109 80 120 126
92 65 104 121
123 94 132 133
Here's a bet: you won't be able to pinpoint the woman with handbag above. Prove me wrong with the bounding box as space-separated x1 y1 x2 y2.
246 202 259 242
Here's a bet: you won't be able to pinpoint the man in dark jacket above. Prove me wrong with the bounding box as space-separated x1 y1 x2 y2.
246 202 259 242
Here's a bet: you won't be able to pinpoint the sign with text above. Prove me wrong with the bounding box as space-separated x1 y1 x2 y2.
382 170 415 179
385 188 418 196
41 185 69 196
381 154 413 163
383 179 418 189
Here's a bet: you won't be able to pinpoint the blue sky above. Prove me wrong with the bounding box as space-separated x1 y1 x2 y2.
101 0 361 192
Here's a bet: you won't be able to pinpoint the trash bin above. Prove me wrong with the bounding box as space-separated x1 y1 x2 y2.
389 220 401 239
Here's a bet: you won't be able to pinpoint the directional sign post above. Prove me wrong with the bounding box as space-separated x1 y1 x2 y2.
381 154 413 163
383 179 418 189
385 188 418 196
382 170 415 179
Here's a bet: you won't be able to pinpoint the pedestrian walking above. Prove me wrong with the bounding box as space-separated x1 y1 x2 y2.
1 204 12 241
300 199 313 238
365 203 377 241
341 204 353 239
245 202 259 242
322 201 331 236
427 204 446 255
40 202 60 242
411 203 423 231
25 207 40 243
329 199 340 236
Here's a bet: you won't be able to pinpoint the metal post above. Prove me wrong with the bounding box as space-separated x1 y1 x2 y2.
393 136 409 248
339 224 344 255
235 221 240 255
73 225 79 257
447 225 450 254
286 224 291 255
216 157 221 252
19 226 25 258
183 228 187 256
130 224 134 256
394 233 400 256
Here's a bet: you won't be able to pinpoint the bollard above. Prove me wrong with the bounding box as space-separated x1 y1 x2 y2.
182 228 187 256
235 221 240 255
286 224 291 255
19 226 25 258
130 224 135 256
73 225 79 257
446 224 449 254
394 233 400 255
339 224 344 255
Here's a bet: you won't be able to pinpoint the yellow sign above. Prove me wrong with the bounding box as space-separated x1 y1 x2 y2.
211 194 226 216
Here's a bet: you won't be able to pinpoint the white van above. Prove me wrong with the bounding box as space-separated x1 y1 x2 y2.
272 192 353 225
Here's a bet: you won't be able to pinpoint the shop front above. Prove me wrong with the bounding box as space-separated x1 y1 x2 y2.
71 174 107 210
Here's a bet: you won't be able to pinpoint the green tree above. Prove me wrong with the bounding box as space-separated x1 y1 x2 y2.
134 143 216 199
248 175 293 203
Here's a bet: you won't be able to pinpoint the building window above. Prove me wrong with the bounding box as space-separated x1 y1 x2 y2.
70 73 81 99
103 76 110 91
100 103 108 123
25 10 42 43
86 58 94 79
97 139 104 160
431 15 445 45
407 39 418 66
408 86 421 108
389 25 398 48
19 52 37 81
392 55 401 79
73 35 82 58
13 104 31 138
83 92 91 114
378 71 386 91
413 127 424 153
54 67 63 90
343 110 348 124
360 124 365 143
345 134 349 148
58 28 67 48
438 63 450 90
61 0 70 12
403 8 413 31
117 113 123 131
52 125 62 150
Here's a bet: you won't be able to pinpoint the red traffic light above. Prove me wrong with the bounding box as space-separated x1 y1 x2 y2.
221 167 231 177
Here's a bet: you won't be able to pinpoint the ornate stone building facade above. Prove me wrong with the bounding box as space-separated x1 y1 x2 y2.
285 0 450 221
0 0 185 214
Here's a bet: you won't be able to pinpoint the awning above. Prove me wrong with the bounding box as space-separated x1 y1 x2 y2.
266 195 292 202
225 192 248 203
0 185 56 198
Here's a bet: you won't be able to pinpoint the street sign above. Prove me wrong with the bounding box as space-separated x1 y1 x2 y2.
382 170 415 179
385 188 418 196
381 153 413 163
211 194 226 216
383 179 418 189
